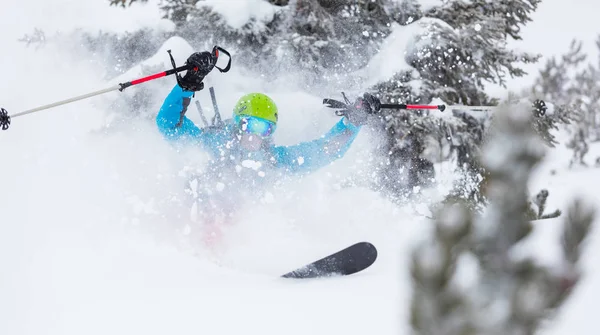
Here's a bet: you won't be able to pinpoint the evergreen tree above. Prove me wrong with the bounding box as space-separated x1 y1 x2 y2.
368 0 543 201
110 0 201 24
531 36 600 166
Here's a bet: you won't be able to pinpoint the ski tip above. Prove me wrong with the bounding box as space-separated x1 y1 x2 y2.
350 241 378 261
280 241 378 280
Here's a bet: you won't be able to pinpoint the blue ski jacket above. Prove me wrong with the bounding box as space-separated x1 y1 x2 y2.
156 84 362 176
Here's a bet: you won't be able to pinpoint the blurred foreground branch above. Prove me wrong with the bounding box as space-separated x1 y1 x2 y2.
411 103 595 334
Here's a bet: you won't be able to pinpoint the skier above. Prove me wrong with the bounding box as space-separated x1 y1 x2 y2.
155 51 380 246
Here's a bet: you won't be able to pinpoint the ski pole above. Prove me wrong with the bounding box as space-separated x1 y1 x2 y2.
381 104 501 112
324 97 502 113
323 98 448 113
0 46 232 131
0 56 189 131
380 103 447 112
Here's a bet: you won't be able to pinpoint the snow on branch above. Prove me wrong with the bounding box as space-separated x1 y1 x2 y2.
531 36 600 167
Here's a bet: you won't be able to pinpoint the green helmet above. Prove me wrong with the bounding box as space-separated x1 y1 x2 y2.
232 93 278 124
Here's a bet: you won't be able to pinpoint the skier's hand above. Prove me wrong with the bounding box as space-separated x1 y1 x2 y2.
345 93 381 126
179 52 216 92
187 52 216 77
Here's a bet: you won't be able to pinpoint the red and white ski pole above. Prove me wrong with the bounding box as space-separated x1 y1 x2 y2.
0 46 232 131
323 98 449 114
382 103 503 112
383 102 550 114
323 95 501 114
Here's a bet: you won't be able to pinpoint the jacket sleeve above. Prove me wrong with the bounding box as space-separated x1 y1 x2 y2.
156 84 203 141
271 117 361 175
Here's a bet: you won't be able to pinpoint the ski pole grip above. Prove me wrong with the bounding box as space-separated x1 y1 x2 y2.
0 108 11 130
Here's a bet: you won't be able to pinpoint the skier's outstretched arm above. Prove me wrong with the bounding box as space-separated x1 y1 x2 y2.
271 117 361 174
156 51 217 141
156 84 202 140
271 93 380 175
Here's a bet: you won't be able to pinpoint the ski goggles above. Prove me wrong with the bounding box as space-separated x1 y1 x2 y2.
234 115 276 138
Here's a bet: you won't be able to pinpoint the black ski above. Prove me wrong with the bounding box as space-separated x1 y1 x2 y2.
281 242 377 279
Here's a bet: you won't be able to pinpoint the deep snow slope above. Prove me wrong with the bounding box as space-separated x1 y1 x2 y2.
0 2 423 335
1 1 599 335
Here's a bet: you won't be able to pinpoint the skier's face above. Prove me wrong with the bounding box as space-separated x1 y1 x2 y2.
235 116 276 151
240 133 263 151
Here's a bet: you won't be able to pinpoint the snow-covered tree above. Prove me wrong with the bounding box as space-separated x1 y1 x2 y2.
106 0 541 104
531 40 587 105
531 36 600 166
376 0 542 104
369 0 543 200
110 0 202 24
109 0 393 79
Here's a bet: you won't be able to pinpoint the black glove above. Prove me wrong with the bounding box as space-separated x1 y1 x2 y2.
179 52 216 92
345 93 381 126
